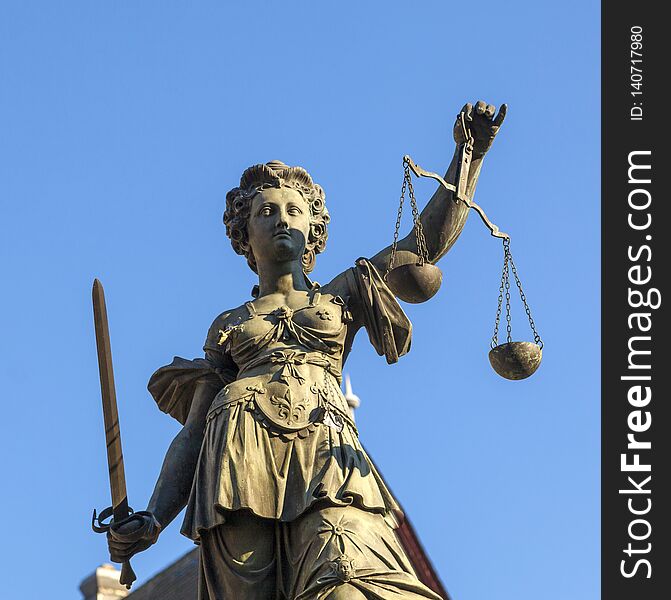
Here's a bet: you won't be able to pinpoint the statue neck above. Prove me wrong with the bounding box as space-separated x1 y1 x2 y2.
255 259 309 297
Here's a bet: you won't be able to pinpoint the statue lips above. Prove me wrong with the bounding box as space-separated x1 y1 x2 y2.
273 229 295 247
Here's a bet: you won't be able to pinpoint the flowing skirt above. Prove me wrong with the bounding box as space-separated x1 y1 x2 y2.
182 396 400 540
197 505 443 600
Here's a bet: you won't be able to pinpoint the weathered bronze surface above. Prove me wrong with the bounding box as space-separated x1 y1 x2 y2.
96 100 515 599
488 341 543 380
386 262 443 304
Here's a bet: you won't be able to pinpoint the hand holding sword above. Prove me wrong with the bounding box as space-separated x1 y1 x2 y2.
90 279 160 589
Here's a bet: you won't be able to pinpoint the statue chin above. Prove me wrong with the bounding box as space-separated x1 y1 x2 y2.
270 238 303 262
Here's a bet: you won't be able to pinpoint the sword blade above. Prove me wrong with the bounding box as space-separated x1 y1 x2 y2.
92 279 128 516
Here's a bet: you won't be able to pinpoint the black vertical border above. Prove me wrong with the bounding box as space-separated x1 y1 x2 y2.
602 2 669 599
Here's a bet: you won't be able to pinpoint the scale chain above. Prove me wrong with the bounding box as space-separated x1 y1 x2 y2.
384 166 408 279
385 159 432 280
505 253 512 343
506 239 543 348
406 168 429 265
491 239 543 349
491 249 508 348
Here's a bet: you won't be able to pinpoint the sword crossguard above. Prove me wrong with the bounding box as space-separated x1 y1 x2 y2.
91 505 134 533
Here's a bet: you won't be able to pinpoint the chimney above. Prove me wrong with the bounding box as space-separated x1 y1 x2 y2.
79 564 129 600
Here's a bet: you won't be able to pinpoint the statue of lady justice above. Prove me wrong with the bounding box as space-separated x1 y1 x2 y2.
107 100 507 599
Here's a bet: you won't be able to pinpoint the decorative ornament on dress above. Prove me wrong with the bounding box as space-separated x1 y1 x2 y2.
269 350 307 384
273 305 294 321
246 384 266 395
269 389 307 428
206 386 262 423
331 555 356 583
322 409 344 432
330 295 353 322
243 384 266 415
249 402 320 441
316 308 332 321
217 323 244 346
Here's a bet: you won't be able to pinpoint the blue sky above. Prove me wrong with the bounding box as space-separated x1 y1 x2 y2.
0 2 600 599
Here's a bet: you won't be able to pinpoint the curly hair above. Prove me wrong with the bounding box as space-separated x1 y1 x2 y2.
224 160 330 274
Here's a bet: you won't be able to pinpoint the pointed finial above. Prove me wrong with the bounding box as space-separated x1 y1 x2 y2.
343 374 360 410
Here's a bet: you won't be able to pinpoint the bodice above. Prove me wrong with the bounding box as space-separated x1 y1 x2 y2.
222 288 351 371
207 287 355 434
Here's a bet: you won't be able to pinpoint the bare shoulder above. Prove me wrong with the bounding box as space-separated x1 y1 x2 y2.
321 269 352 300
204 304 249 349
209 304 249 328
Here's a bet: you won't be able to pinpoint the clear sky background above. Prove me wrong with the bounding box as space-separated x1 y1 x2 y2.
0 2 600 599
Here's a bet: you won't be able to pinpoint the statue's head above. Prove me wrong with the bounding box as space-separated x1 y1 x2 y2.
224 160 329 274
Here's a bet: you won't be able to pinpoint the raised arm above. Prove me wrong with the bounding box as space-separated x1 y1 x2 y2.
369 101 507 275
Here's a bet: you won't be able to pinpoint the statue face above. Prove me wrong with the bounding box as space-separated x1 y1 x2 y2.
247 187 311 265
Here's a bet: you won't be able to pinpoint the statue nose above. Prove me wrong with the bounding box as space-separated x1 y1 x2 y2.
276 210 289 229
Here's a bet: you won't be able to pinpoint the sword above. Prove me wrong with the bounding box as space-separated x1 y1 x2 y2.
90 279 137 589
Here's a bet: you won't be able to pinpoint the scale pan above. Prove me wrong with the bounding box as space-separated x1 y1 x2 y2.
386 263 442 304
488 341 542 380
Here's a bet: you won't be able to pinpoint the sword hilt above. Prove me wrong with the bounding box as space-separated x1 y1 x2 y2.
91 505 138 589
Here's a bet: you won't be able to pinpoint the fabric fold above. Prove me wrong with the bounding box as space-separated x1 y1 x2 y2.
346 257 412 364
147 356 237 425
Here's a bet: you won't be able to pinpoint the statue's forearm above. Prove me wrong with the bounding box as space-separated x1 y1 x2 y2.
417 147 485 263
370 146 485 275
146 426 203 528
146 381 216 529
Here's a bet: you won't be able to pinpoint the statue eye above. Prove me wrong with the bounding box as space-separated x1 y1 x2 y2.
288 205 303 216
259 205 273 216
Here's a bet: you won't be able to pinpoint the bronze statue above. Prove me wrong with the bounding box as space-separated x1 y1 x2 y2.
105 100 507 599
